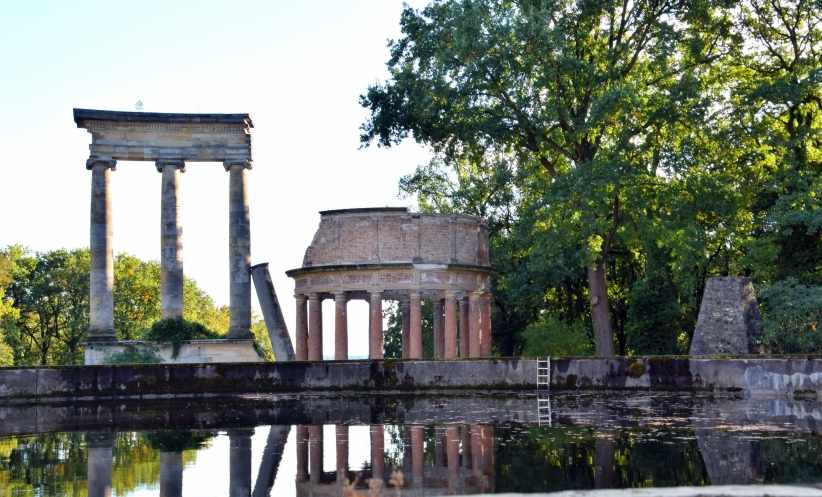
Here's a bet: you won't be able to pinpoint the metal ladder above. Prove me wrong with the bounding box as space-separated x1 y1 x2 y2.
536 357 552 427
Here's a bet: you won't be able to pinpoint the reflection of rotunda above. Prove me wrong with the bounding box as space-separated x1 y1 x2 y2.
286 208 493 360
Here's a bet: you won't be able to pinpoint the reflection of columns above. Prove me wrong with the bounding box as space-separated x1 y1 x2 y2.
295 295 308 361
461 425 472 469
370 425 385 482
369 291 383 360
158 160 185 320
444 293 458 359
401 299 411 359
468 293 481 358
159 451 183 497
336 425 349 483
433 299 444 359
411 426 424 487
226 161 252 338
409 293 422 359
446 426 460 493
308 294 322 361
334 292 348 360
480 293 492 356
229 429 253 497
86 432 114 497
88 158 116 341
308 425 323 484
296 425 308 481
459 298 470 358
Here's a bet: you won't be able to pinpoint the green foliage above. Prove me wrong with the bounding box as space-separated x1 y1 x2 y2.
384 301 403 359
142 430 214 452
105 344 164 365
522 315 593 358
758 278 822 353
144 318 220 358
625 255 683 355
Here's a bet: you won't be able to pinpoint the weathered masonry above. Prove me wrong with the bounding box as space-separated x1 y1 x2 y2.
286 207 494 361
74 109 255 361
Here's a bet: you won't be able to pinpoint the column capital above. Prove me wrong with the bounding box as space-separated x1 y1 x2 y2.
86 157 116 171
334 291 347 301
224 159 252 171
308 292 321 302
295 293 307 303
155 159 185 173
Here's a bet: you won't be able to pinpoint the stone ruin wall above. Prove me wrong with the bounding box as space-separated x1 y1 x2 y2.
302 208 490 268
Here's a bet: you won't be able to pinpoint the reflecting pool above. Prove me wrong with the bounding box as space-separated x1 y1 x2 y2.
2 391 822 496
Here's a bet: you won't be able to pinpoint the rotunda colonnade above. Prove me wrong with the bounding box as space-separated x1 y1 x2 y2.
286 208 493 360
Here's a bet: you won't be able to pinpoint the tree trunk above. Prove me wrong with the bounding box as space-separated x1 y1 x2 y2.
587 261 614 356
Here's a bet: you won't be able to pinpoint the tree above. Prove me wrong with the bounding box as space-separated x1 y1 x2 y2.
361 0 731 355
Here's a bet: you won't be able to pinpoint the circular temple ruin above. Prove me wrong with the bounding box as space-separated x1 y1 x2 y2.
286 207 493 360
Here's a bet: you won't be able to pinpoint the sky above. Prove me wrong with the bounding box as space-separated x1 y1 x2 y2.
0 1 432 359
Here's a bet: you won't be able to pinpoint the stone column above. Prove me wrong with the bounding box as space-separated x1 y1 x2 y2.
370 425 384 483
295 295 308 361
159 451 183 497
480 292 492 356
401 298 411 359
444 293 458 359
229 429 253 497
369 291 383 360
308 293 323 361
334 292 348 360
308 425 323 484
336 425 349 484
88 158 116 341
433 299 444 359
409 292 423 359
411 426 424 487
226 161 252 338
446 426 460 493
296 425 309 481
86 432 114 497
459 297 470 358
469 292 481 358
158 160 185 320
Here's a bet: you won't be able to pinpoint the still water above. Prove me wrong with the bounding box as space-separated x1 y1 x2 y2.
2 391 822 496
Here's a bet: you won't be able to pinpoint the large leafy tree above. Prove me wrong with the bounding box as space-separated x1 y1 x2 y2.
361 0 730 354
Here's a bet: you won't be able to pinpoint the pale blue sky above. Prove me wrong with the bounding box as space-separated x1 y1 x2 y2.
0 1 432 358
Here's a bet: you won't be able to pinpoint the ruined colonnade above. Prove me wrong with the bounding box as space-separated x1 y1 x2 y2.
76 109 255 349
287 208 494 361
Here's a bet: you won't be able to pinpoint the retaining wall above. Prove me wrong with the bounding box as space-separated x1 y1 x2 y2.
2 357 822 403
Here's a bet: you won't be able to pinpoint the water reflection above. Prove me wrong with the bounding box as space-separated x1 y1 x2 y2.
2 393 822 496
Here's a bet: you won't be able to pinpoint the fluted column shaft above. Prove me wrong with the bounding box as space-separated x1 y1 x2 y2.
459 298 470 358
158 160 184 320
226 161 251 338
229 429 253 497
433 300 444 359
295 295 308 361
446 426 460 492
308 425 323 484
444 293 458 359
369 291 383 359
370 425 384 482
334 292 348 360
308 294 322 361
296 425 309 481
469 292 481 358
480 292 492 356
411 426 425 487
409 293 423 359
401 299 411 359
88 158 116 341
336 425 349 483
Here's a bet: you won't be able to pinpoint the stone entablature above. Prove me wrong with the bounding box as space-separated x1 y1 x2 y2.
287 208 494 362
301 207 490 268
74 108 252 162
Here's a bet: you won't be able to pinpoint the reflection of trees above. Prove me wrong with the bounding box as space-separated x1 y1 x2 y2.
0 431 209 496
494 426 710 492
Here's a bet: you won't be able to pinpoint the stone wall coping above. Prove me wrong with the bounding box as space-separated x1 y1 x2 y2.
318 207 486 224
73 108 253 127
285 261 494 277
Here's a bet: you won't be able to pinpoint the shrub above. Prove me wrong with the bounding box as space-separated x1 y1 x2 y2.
144 318 220 358
522 314 594 357
105 345 163 364
758 278 822 353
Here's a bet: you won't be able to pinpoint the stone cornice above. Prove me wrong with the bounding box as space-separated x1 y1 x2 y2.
74 108 253 127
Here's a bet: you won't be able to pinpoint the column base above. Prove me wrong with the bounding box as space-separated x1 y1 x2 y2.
84 339 265 365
